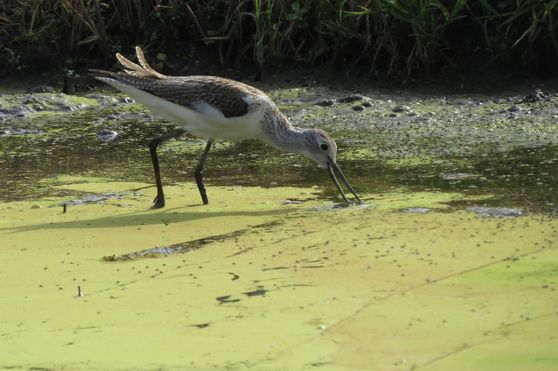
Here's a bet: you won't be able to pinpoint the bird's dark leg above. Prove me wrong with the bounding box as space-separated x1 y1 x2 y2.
148 129 185 209
195 139 214 205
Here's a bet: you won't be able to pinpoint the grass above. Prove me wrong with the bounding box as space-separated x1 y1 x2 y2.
0 0 557 77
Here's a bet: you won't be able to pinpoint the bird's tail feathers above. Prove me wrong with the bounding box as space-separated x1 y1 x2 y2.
115 46 168 79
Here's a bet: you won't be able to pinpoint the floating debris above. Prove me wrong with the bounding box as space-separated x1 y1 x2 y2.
440 173 482 180
55 192 124 207
96 129 118 142
402 207 431 214
216 295 241 304
228 272 240 281
467 206 524 218
282 199 305 205
242 288 267 297
190 323 211 329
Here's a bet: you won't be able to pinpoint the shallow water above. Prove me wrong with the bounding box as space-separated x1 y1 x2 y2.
1 77 557 369
1 80 557 214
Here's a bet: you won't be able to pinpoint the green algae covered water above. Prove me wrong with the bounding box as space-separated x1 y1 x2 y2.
0 77 557 369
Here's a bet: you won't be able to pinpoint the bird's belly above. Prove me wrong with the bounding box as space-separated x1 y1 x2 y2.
182 111 264 141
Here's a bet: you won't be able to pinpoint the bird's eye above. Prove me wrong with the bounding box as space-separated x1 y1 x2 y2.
320 144 328 151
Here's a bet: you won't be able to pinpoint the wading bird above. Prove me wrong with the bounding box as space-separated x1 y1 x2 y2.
90 47 361 208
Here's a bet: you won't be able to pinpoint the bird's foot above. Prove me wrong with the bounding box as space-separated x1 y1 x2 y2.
200 194 209 205
151 195 165 209
197 187 209 205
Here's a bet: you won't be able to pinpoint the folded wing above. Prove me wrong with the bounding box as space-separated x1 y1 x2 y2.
90 47 251 118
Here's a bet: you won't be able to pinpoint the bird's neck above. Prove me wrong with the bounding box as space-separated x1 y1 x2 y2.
262 108 308 153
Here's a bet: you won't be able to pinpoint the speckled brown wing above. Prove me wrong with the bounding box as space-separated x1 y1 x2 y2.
89 70 251 118
151 76 253 118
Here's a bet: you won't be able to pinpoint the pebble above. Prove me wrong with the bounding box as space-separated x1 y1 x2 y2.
29 85 56 93
96 129 118 142
338 94 365 103
313 98 336 107
351 105 364 111
120 96 135 104
393 105 411 113
507 105 521 112
521 89 546 103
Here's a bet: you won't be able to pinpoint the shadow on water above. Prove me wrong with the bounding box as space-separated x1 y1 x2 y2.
0 86 557 215
0 207 291 234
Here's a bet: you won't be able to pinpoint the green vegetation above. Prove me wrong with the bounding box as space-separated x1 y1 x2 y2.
1 0 557 77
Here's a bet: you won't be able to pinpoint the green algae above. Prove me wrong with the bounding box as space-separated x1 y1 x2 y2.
0 177 556 369
2 83 558 213
1 79 558 369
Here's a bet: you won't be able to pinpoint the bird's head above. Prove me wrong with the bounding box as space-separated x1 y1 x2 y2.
302 129 362 204
302 129 338 169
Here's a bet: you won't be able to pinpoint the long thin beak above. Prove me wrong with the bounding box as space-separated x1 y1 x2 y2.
326 161 362 204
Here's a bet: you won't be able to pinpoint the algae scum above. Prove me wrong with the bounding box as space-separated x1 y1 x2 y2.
1 78 558 370
1 80 558 213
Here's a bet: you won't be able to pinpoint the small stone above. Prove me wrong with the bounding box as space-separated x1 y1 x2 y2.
338 94 365 103
521 88 546 103
31 204 42 209
313 98 335 107
29 85 56 93
120 96 134 104
361 101 372 108
507 105 521 112
393 105 411 113
97 129 118 142
351 105 364 111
